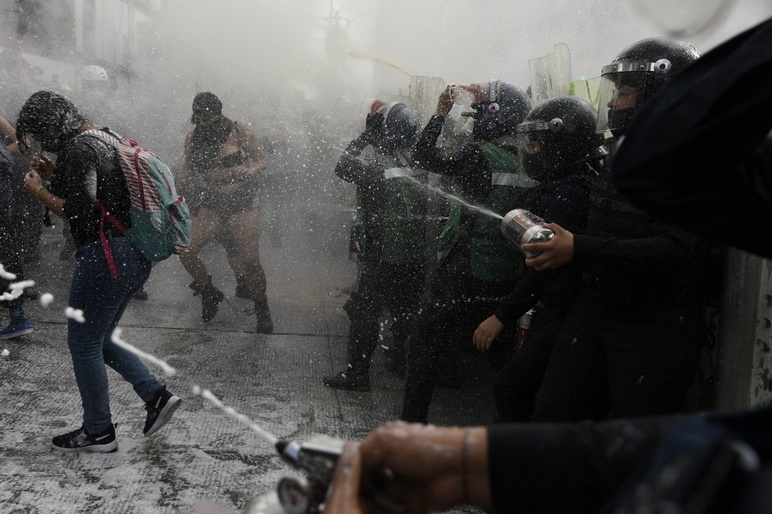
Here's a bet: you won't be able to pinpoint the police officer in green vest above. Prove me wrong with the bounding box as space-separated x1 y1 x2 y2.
323 100 428 392
401 81 533 423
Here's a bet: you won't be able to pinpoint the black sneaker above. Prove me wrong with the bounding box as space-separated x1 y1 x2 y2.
323 371 370 392
51 424 118 454
144 387 181 437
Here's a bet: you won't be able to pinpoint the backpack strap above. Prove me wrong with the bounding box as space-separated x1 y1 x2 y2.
96 200 128 280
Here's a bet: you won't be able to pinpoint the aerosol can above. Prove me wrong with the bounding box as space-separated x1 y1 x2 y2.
241 435 405 514
501 209 555 258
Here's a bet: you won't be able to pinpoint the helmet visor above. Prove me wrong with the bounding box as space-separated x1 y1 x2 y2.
516 123 548 181
595 59 672 134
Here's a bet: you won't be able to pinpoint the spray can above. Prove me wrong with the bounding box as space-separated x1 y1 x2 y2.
501 209 555 258
515 308 536 349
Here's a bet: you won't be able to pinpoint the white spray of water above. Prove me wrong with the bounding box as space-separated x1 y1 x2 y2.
192 386 278 445
0 280 36 302
111 327 176 377
39 293 54 307
64 307 86 323
391 168 504 220
0 264 17 280
108 326 279 446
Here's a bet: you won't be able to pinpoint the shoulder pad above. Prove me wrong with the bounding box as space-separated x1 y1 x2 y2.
436 146 464 161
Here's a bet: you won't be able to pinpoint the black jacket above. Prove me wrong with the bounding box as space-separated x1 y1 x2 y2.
611 17 772 259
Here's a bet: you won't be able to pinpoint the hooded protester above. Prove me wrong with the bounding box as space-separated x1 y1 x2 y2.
17 90 181 453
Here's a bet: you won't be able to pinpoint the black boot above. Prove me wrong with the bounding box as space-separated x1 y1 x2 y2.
191 276 225 322
235 275 250 299
323 320 378 391
383 335 408 377
254 299 274 334
323 369 370 392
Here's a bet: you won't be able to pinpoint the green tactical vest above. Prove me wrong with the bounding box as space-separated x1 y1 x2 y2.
350 153 428 264
436 142 533 282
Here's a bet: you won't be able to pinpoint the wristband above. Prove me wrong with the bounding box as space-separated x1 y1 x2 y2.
462 428 471 505
34 186 46 201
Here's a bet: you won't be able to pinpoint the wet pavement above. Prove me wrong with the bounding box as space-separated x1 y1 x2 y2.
0 215 496 513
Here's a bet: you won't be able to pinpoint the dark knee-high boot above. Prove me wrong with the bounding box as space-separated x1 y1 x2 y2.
253 298 274 334
323 320 379 391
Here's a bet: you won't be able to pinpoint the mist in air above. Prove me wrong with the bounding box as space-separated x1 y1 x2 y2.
2 0 772 288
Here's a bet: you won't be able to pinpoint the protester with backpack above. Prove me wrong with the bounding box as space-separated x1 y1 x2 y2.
17 91 181 453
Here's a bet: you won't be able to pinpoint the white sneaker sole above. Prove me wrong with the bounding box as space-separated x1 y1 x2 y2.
51 440 118 454
0 328 34 339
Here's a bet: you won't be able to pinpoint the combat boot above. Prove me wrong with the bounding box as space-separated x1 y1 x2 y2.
323 369 370 392
254 299 274 334
191 276 225 322
235 274 250 299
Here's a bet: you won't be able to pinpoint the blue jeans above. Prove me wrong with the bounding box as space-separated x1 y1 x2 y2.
68 237 160 434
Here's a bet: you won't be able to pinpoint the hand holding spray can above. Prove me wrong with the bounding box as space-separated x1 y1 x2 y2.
501 209 555 258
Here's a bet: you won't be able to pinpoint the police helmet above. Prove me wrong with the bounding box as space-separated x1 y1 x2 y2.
373 101 417 152
516 96 601 181
597 37 700 134
467 80 532 141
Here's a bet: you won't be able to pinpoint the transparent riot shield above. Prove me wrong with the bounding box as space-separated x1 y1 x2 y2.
528 43 572 106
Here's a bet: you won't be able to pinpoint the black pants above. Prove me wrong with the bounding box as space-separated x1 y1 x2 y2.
340 259 425 375
493 303 568 422
533 293 703 421
401 249 517 423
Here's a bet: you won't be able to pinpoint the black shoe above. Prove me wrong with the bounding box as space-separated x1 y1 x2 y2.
133 287 149 301
143 386 181 437
235 275 251 299
254 300 274 334
51 424 118 453
323 370 370 392
192 276 225 322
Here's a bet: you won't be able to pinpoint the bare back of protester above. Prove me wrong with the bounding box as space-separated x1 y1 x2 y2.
177 92 273 333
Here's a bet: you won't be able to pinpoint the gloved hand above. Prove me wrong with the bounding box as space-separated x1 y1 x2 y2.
362 112 384 144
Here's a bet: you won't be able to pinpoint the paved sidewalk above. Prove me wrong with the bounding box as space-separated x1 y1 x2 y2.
0 221 497 513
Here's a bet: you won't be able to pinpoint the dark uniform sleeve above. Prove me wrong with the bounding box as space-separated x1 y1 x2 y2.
334 134 380 186
411 115 492 203
487 416 682 514
572 219 693 276
611 17 772 259
494 181 590 323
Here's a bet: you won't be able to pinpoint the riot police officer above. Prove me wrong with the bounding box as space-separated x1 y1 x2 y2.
473 96 605 422
323 101 428 392
401 80 533 423
523 38 713 421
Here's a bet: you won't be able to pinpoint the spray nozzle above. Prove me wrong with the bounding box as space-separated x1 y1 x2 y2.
272 436 406 514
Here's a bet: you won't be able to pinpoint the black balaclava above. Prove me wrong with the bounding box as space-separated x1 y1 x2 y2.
189 92 232 171
16 91 86 153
